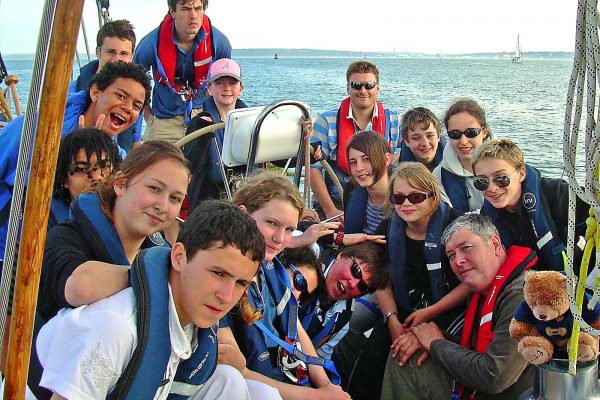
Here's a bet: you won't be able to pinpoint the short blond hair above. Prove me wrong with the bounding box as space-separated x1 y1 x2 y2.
472 138 525 174
233 170 304 217
385 162 441 218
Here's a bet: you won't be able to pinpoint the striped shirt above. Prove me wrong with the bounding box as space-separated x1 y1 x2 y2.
364 198 386 234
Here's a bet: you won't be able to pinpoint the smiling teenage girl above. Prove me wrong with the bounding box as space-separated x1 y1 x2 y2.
433 98 494 212
348 162 468 400
218 171 351 400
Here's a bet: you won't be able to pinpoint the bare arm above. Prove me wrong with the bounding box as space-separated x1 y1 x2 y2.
404 283 470 328
309 167 342 219
64 261 129 307
51 394 67 400
376 288 404 341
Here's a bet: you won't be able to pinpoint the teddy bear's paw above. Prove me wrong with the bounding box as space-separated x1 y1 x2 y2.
520 346 552 365
576 343 598 361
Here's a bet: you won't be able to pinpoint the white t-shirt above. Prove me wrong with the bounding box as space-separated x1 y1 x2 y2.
37 286 200 400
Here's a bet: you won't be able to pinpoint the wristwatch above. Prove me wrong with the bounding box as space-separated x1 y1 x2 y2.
383 311 398 325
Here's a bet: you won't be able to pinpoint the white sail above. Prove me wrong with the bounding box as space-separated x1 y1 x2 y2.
512 34 523 63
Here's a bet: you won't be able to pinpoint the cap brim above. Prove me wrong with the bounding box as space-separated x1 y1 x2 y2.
209 73 241 83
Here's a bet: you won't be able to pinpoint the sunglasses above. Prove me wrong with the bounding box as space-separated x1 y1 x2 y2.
349 255 371 295
69 160 113 179
348 81 378 91
473 170 518 191
447 127 485 140
389 191 433 205
287 263 308 293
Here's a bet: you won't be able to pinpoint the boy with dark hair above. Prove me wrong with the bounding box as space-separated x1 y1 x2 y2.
281 242 391 362
399 107 446 170
50 128 122 229
0 61 151 268
37 200 281 399
69 19 140 151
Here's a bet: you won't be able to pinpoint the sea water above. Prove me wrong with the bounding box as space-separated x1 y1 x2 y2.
3 55 588 180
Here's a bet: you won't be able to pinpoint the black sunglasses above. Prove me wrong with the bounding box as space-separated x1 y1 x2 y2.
348 81 378 91
287 263 308 293
473 174 513 191
389 192 433 205
349 255 371 295
69 160 113 179
447 127 484 140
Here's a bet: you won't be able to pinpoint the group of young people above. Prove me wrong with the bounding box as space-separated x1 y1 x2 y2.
0 1 592 399
306 59 590 399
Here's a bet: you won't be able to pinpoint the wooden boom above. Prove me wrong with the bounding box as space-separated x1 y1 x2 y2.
3 1 85 398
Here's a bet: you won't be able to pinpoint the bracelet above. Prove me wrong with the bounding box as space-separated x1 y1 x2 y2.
334 230 345 246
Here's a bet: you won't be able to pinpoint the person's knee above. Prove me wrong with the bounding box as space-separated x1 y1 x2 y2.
211 364 246 387
245 379 282 400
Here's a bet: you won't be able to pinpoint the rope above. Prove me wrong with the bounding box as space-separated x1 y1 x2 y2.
562 0 600 375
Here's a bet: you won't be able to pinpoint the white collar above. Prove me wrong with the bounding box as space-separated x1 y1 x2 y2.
346 102 379 122
168 285 196 360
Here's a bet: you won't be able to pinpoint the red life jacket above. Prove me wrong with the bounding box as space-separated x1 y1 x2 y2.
156 13 213 94
335 97 387 174
455 245 537 399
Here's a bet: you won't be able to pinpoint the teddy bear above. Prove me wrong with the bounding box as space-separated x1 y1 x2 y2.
509 270 600 365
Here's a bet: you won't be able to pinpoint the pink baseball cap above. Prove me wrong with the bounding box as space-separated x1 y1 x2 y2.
207 58 242 83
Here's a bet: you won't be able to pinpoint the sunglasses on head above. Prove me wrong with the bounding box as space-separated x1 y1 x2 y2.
287 263 308 293
389 191 433 205
447 127 484 140
349 255 371 295
473 171 517 191
348 81 378 91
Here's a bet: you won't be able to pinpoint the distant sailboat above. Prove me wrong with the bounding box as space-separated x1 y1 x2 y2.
512 34 523 63
274 52 279 59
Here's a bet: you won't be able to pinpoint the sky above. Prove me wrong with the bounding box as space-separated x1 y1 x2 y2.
0 0 580 55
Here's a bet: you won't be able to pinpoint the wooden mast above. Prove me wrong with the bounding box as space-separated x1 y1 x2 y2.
3 0 85 398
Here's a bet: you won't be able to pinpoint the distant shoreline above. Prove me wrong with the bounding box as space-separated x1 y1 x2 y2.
3 49 574 60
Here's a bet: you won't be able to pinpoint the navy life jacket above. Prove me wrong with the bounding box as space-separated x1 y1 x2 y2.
399 136 446 169
440 167 470 212
74 59 99 92
344 186 369 234
299 291 354 351
109 246 218 399
48 197 70 231
70 193 130 264
388 201 452 313
481 164 565 271
231 258 300 383
201 96 248 183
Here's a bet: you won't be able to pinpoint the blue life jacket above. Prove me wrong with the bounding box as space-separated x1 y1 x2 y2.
399 136 446 169
69 192 166 265
231 258 300 383
108 246 217 399
299 292 353 351
344 186 369 234
70 192 130 264
388 201 451 313
72 59 99 92
440 167 470 212
201 97 248 183
481 164 565 271
48 197 70 231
